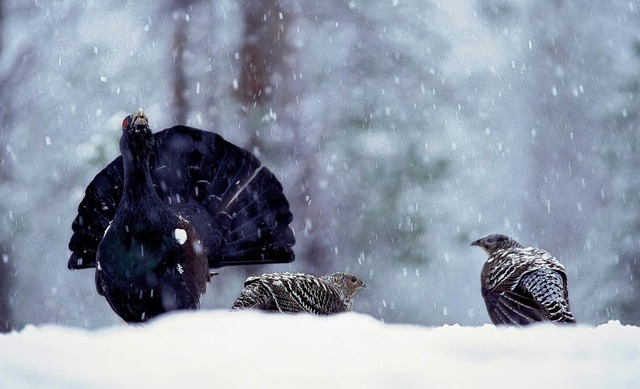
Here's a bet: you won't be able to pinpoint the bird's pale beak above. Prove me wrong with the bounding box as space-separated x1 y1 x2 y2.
132 108 148 131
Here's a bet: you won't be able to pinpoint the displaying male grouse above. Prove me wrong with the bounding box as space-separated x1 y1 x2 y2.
68 109 295 322
471 234 576 325
231 272 365 314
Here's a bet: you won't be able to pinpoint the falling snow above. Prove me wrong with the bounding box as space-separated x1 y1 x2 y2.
0 0 637 337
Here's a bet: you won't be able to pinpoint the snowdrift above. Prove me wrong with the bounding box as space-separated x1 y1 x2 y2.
1 312 638 388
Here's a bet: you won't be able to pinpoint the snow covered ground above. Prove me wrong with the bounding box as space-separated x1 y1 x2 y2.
0 312 638 388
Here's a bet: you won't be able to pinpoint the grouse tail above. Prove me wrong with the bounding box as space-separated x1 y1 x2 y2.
68 161 124 269
68 125 294 270
209 165 295 267
151 126 295 268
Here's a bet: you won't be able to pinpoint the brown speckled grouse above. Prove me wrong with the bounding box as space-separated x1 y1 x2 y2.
68 109 295 322
471 234 576 326
231 272 365 314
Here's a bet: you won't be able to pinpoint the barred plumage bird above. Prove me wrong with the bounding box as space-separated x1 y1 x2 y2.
231 272 365 314
471 234 576 325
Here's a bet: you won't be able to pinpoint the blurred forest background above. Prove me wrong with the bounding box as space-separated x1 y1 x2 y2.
0 0 639 330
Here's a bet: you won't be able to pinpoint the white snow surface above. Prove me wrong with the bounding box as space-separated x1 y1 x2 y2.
0 312 638 388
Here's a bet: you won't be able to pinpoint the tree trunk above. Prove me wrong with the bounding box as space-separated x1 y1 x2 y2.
171 0 190 124
236 0 335 273
0 0 13 332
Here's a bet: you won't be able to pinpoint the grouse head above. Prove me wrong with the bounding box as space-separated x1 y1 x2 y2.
322 272 366 300
120 108 153 163
471 234 523 255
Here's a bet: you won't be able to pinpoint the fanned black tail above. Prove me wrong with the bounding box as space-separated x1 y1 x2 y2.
68 162 123 269
214 166 294 267
68 125 295 270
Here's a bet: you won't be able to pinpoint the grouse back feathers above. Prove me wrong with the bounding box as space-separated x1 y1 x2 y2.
472 234 576 326
68 109 295 322
231 272 365 314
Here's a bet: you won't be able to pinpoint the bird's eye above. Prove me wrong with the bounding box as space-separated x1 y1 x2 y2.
350 276 357 283
122 116 132 132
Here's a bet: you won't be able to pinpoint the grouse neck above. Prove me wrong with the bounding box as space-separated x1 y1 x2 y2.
119 153 169 225
123 154 157 196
